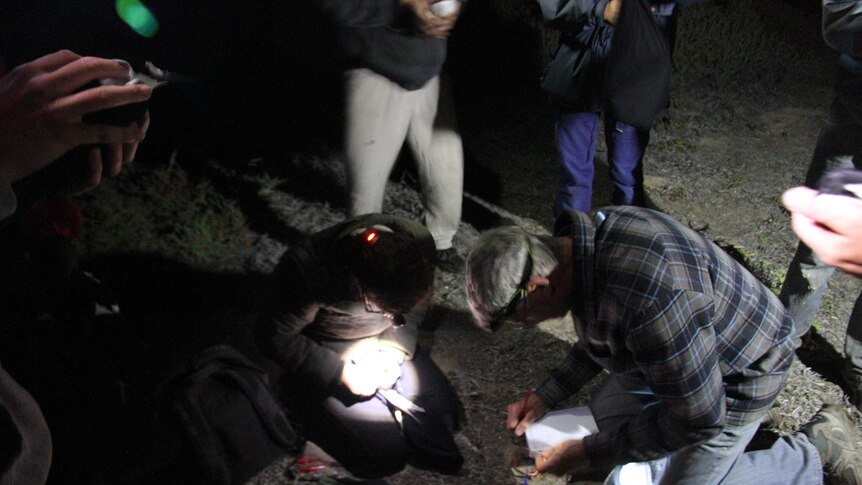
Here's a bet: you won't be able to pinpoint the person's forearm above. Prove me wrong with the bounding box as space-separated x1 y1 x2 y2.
822 0 862 56
537 0 609 30
536 345 603 407
316 0 400 28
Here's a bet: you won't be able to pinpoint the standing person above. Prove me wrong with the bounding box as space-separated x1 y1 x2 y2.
0 49 151 485
333 0 466 272
255 213 462 479
540 0 676 219
778 0 862 411
465 207 862 484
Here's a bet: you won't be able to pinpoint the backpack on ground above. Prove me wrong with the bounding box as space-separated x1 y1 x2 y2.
153 344 304 484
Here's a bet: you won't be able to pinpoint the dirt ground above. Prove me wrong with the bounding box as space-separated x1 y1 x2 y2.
245 2 862 484
28 1 853 484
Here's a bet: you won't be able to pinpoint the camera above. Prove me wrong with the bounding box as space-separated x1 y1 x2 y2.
81 60 168 127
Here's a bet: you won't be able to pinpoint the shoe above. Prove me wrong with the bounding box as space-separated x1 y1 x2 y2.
843 367 862 413
435 248 465 273
760 406 784 428
801 404 862 485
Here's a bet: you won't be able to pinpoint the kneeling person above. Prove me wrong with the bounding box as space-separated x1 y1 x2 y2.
465 207 861 484
256 214 462 479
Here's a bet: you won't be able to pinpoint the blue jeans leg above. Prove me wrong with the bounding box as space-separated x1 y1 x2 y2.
554 111 600 219
595 375 822 485
604 118 649 207
657 422 822 485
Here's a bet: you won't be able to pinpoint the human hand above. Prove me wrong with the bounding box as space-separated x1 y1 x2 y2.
535 439 588 476
401 0 460 39
604 0 621 24
341 360 380 396
783 186 862 275
0 50 152 185
70 111 150 194
372 349 403 390
507 392 548 436
341 350 403 396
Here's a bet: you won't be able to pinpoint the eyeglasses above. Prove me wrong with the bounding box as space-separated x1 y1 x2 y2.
489 239 533 331
361 287 407 327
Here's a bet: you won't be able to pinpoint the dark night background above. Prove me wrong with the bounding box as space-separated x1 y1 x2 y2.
1 1 849 484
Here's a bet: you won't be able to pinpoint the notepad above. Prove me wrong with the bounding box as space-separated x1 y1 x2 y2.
524 406 598 456
525 407 659 485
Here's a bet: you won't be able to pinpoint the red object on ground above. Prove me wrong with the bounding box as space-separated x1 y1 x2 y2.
20 195 85 241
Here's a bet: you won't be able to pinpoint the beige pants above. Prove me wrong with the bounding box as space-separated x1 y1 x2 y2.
344 68 463 250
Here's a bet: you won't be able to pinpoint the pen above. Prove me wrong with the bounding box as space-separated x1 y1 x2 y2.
518 387 533 421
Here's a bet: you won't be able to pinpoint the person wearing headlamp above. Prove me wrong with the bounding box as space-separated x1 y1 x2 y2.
256 213 462 479
465 207 861 484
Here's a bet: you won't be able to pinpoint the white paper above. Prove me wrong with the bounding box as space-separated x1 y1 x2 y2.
525 406 598 456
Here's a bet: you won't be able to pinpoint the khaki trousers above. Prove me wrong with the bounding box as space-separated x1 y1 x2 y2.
344 68 463 249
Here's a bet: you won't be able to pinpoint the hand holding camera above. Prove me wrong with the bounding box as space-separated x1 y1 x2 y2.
0 50 152 190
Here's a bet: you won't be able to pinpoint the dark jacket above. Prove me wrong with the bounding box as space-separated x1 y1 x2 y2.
255 214 435 398
539 0 676 112
324 2 448 90
823 0 862 125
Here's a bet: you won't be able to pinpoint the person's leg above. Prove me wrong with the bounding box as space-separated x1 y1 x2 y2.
593 375 820 485
779 98 862 344
845 292 862 410
405 76 463 251
553 111 600 219
588 373 664 479
657 421 821 485
588 373 661 434
394 348 463 473
344 68 412 217
284 390 409 479
603 117 649 208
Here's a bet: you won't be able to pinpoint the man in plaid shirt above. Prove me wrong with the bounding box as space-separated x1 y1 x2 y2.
465 207 862 483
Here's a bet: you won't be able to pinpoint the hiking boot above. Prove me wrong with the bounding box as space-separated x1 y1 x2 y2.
852 388 862 414
843 367 862 413
435 248 465 273
801 404 862 485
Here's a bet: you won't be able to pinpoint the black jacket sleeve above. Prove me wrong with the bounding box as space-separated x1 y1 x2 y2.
255 251 345 393
316 0 401 28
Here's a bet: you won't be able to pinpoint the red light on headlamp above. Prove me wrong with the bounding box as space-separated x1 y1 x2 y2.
364 230 379 245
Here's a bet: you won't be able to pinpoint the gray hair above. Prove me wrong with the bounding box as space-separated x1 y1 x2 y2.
465 226 560 330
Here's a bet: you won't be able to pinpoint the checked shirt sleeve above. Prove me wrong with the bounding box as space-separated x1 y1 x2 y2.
583 290 727 465
536 343 604 408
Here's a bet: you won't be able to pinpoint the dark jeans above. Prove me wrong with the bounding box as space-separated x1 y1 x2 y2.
553 111 649 219
281 349 462 479
779 98 862 405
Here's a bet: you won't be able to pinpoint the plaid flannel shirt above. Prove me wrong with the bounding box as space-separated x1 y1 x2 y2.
535 208 795 466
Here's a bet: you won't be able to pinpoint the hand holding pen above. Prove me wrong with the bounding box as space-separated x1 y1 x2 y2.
506 387 547 437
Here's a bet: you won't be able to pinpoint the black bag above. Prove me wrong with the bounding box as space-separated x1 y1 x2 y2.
541 28 607 111
154 345 305 485
604 0 672 130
